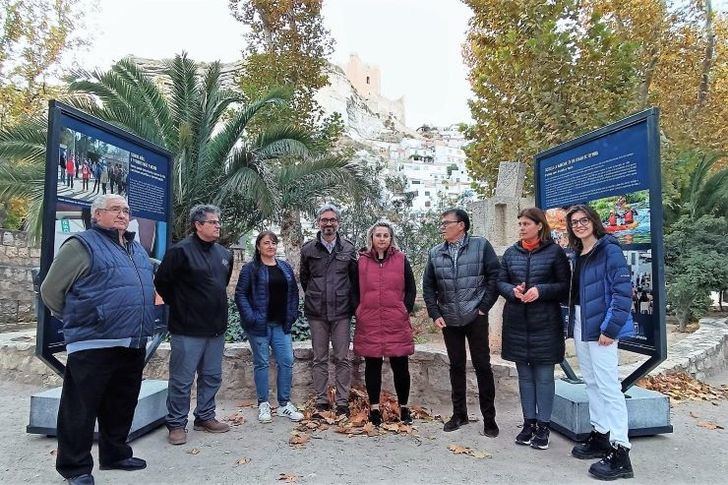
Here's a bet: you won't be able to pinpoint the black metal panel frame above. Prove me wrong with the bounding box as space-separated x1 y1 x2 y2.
534 108 667 391
36 100 174 376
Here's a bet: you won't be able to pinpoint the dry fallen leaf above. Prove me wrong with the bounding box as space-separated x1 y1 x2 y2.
278 473 299 483
448 444 492 459
697 421 724 430
448 444 470 454
187 448 201 455
50 449 57 456
224 409 246 426
289 432 310 446
234 457 251 466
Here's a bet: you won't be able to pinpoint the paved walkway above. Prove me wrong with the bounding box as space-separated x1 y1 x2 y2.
1 371 727 485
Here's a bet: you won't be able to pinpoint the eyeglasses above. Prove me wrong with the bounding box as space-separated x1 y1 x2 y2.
440 220 461 228
200 220 221 226
99 206 130 215
319 218 338 224
570 217 591 228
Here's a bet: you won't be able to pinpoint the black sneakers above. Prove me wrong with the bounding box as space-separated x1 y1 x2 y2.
336 405 351 418
400 406 413 424
589 445 634 480
572 429 611 459
443 414 469 432
515 418 536 445
369 408 382 426
531 421 550 450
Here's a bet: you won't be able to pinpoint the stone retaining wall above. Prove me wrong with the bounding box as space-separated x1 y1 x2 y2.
0 332 518 406
2 317 726 406
0 229 40 328
622 317 728 381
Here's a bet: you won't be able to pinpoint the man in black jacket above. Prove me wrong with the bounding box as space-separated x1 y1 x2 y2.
300 203 357 417
155 204 233 445
422 208 501 437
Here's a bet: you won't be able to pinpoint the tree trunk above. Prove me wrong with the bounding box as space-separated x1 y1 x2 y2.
697 0 714 108
280 208 304 278
678 308 690 332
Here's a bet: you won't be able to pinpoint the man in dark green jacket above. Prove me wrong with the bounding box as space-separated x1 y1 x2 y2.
423 208 501 437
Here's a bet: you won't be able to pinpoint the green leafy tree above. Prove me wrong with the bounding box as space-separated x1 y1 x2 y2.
228 0 340 148
665 214 728 330
461 0 728 196
0 0 93 127
462 0 640 195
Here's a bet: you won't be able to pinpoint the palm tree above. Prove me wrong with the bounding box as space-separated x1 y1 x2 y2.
664 150 728 227
0 54 314 243
0 53 370 268
66 53 315 242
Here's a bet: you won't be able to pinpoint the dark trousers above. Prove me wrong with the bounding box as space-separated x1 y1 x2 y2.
442 314 496 420
364 356 410 405
56 347 145 479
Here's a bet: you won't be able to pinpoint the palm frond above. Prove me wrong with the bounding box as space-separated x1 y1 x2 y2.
206 89 291 164
0 116 47 165
216 147 279 217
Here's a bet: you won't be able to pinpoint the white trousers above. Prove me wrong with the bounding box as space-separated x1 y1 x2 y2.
573 306 631 448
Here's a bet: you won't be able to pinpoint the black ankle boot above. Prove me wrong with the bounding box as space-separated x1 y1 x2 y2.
530 421 550 450
369 408 382 426
589 445 634 480
572 429 611 459
515 418 536 445
400 406 413 424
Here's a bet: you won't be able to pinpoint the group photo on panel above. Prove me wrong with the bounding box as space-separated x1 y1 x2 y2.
42 197 636 485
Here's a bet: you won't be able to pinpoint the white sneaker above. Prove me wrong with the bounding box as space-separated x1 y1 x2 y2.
276 402 304 422
258 402 272 423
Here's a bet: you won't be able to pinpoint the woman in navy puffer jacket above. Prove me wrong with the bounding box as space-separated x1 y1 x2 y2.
566 204 634 481
498 208 570 451
235 230 303 424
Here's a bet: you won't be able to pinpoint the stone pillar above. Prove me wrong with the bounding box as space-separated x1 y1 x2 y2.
468 162 534 353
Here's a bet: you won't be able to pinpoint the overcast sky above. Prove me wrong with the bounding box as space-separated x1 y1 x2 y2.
78 0 728 129
77 0 473 129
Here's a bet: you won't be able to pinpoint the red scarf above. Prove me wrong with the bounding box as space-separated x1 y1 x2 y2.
521 238 540 252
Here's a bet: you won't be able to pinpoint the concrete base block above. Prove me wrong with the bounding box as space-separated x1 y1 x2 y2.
551 380 673 441
26 379 168 441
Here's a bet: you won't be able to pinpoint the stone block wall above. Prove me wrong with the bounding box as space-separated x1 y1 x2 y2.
0 229 40 328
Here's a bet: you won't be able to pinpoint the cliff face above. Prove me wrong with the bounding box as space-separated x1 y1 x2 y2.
131 57 414 144
315 64 415 142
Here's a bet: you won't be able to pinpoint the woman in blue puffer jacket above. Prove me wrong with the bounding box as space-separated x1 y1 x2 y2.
565 204 634 481
235 230 303 425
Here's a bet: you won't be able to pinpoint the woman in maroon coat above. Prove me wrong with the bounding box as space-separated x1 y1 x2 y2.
354 221 416 426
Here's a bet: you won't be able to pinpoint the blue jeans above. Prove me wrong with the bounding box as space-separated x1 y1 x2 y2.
249 324 294 406
516 362 555 422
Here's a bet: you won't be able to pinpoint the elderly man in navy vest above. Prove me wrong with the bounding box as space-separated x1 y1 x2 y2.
41 194 156 485
155 204 233 445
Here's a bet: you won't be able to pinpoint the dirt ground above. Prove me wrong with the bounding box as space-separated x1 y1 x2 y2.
1 370 727 485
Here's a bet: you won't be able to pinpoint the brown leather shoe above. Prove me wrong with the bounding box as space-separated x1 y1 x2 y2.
168 427 187 445
193 418 230 433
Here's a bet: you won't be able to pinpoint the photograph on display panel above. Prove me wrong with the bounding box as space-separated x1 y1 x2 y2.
38 101 173 373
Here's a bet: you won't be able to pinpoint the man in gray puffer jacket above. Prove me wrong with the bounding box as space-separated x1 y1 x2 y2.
423 208 501 437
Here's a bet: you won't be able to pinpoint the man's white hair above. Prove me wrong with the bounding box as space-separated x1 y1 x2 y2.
91 194 126 217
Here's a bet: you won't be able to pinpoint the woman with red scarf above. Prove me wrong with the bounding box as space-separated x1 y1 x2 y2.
354 221 416 426
497 207 570 450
